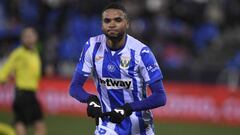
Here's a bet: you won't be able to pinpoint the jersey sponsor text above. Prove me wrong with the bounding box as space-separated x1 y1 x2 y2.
99 77 132 90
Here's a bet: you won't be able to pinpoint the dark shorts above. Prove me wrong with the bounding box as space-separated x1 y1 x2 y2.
13 88 43 126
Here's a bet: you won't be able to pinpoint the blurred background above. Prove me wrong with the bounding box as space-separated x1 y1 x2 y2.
0 0 240 135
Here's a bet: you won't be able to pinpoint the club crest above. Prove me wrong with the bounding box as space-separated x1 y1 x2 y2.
120 56 131 69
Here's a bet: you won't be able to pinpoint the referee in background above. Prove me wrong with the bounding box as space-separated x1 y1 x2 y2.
0 27 46 135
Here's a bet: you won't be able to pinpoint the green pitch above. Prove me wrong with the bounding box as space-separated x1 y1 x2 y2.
0 111 239 135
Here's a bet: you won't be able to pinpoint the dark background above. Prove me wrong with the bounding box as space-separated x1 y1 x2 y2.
0 0 239 90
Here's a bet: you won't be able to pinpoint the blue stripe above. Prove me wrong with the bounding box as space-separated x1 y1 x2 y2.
129 50 138 102
102 50 124 109
101 49 129 134
129 49 146 135
92 42 107 112
76 41 90 72
114 118 132 135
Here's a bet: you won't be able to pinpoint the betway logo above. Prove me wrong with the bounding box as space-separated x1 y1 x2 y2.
99 78 132 90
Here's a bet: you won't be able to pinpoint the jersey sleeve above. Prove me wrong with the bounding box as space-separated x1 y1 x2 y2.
139 46 163 84
0 49 18 82
75 40 92 76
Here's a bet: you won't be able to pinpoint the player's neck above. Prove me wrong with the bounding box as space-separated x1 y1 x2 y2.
23 44 35 51
106 34 127 51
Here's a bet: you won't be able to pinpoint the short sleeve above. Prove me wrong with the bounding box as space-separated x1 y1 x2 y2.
139 46 163 84
75 40 92 76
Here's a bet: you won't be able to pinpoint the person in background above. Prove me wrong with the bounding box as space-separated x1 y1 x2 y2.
69 3 166 135
0 27 46 135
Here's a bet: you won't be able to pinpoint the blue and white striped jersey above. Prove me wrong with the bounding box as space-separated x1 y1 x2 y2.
76 34 163 135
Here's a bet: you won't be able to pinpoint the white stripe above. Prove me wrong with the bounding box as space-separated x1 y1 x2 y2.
107 122 116 132
135 72 144 100
121 51 134 103
145 126 155 135
130 112 140 134
123 90 134 103
98 85 111 112
95 120 118 135
129 113 155 135
140 58 150 82
95 47 103 77
82 39 96 73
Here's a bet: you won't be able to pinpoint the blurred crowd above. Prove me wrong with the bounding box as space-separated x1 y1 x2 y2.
0 0 240 88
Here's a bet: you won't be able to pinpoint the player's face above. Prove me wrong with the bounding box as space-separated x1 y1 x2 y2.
21 28 38 49
102 9 129 40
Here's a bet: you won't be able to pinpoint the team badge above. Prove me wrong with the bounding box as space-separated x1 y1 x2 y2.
120 56 131 69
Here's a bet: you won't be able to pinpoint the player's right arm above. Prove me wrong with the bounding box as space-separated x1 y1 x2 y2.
69 40 94 102
0 49 18 83
69 40 102 119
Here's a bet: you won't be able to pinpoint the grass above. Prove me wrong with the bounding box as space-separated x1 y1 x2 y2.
1 111 240 135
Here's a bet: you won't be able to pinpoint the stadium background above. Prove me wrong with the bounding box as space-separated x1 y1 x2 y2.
0 0 240 134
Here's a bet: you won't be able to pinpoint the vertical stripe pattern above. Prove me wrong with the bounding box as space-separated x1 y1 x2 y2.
82 34 162 135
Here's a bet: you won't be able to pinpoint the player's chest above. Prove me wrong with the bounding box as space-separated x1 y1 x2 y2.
94 51 139 78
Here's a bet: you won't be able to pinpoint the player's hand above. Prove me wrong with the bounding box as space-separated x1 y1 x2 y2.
104 103 132 124
87 95 102 118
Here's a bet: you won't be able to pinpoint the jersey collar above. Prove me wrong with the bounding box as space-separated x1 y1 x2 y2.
105 35 128 55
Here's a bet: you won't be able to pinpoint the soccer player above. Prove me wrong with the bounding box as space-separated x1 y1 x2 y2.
69 3 167 135
0 27 46 135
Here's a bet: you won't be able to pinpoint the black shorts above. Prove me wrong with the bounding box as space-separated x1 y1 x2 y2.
13 88 43 126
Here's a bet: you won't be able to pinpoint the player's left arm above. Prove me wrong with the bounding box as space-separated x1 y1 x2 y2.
129 46 167 111
105 47 166 124
105 79 166 124
128 79 166 111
